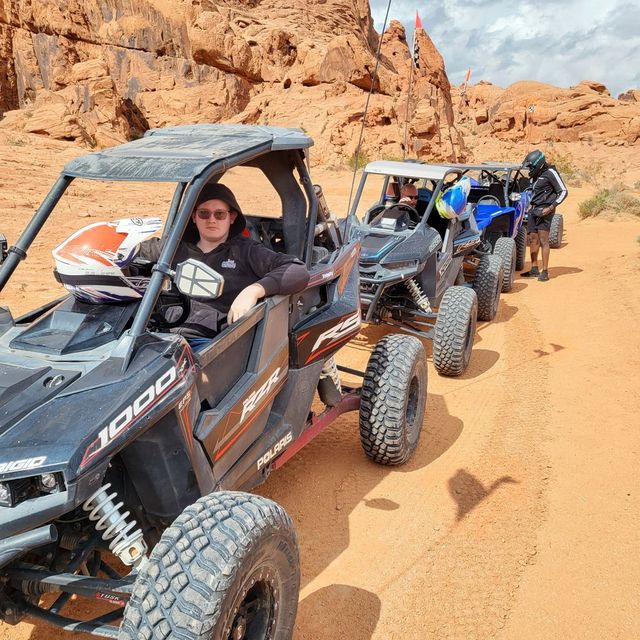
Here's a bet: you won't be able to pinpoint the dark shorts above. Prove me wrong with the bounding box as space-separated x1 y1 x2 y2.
527 211 552 233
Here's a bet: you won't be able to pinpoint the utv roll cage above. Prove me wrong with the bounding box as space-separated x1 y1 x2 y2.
0 124 339 365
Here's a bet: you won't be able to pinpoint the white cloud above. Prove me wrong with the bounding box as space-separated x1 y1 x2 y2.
370 0 640 96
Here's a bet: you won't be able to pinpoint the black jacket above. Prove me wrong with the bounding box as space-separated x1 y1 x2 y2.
530 164 568 214
139 235 309 338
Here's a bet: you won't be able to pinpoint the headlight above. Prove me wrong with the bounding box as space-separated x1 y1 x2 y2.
0 482 12 507
381 260 418 270
0 474 65 507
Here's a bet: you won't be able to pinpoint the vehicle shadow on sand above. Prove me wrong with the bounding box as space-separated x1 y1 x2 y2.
350 324 502 380
296 584 381 640
257 392 464 592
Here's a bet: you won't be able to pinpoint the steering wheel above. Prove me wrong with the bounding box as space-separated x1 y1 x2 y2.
477 195 501 207
369 203 420 228
395 202 421 225
151 287 191 329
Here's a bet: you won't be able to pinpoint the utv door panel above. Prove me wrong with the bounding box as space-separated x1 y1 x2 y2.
194 297 290 480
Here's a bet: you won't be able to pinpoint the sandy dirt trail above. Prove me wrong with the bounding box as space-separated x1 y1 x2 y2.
0 136 639 639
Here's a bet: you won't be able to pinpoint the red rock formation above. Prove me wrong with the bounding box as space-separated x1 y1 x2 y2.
454 79 640 147
0 0 461 162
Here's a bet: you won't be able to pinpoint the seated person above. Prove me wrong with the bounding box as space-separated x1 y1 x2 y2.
138 184 310 348
399 182 419 206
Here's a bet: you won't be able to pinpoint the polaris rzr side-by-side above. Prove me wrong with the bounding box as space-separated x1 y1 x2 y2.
0 125 428 639
345 160 504 377
438 162 533 291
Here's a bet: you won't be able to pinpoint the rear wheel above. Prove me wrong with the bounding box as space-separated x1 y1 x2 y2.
359 334 427 465
120 492 300 640
549 213 564 248
433 286 477 377
473 254 503 321
515 226 527 270
493 237 516 292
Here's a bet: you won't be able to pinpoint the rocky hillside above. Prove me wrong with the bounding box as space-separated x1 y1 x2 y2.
0 0 463 163
453 80 640 147
0 1 638 163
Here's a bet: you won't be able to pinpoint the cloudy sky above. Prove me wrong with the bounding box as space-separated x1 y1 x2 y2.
370 0 639 97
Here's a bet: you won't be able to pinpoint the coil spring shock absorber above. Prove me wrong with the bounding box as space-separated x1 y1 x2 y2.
406 278 432 313
82 483 147 566
318 355 342 407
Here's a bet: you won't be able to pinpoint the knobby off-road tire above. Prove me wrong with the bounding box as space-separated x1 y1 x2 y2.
493 236 516 293
433 286 478 377
359 334 427 465
515 226 527 271
549 213 564 248
119 492 300 640
473 253 503 321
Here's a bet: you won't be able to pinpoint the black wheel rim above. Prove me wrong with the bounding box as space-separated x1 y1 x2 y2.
225 568 277 640
406 374 420 444
464 313 474 362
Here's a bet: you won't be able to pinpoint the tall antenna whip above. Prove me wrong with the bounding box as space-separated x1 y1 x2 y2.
346 0 393 216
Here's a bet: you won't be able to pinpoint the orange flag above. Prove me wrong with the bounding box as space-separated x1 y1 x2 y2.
465 68 472 83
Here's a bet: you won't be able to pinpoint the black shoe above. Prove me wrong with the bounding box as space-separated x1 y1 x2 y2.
521 267 540 278
538 270 549 281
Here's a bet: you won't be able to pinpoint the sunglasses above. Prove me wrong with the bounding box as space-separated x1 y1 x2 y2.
195 208 231 220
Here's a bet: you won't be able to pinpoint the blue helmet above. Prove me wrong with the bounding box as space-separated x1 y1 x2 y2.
436 176 471 219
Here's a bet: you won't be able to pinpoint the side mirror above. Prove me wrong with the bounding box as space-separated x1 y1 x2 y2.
0 233 7 264
509 192 521 202
174 259 224 299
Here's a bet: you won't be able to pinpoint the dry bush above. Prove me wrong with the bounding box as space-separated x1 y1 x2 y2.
578 183 640 219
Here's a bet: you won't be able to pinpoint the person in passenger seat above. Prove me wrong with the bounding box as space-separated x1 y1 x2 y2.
138 184 310 349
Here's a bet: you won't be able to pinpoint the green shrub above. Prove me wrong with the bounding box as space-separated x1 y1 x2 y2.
578 184 640 219
347 149 370 171
548 152 580 185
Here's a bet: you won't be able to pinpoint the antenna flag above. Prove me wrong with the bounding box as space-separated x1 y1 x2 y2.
412 10 422 68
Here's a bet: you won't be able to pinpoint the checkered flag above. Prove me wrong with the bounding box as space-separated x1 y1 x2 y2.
412 10 423 69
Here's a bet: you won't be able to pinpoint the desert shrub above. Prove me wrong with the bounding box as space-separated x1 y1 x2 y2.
547 152 580 186
347 149 370 171
578 184 640 219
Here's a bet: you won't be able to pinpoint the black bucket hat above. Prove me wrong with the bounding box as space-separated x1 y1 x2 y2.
194 183 246 237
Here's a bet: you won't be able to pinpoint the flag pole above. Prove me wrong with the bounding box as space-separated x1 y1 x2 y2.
403 57 415 159
403 10 422 160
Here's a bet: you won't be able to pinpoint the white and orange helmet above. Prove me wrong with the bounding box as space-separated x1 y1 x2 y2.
53 217 162 304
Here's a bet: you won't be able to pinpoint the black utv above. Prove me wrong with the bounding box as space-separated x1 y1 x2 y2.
0 125 427 639
346 160 503 377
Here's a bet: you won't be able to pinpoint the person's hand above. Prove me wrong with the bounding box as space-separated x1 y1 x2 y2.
227 283 266 323
541 206 554 216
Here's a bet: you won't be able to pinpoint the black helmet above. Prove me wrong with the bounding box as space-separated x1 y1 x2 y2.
523 149 547 178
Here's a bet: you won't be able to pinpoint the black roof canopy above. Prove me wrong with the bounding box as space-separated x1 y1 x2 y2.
62 124 314 182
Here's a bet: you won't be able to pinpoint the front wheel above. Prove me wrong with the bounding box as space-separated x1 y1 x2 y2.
359 334 427 465
493 236 516 293
515 226 527 271
549 213 564 248
433 286 478 377
473 254 503 321
120 492 300 640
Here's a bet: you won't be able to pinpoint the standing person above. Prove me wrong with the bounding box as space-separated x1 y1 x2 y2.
138 183 310 348
520 150 568 282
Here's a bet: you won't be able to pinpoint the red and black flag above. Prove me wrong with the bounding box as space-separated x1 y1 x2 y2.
412 10 423 69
